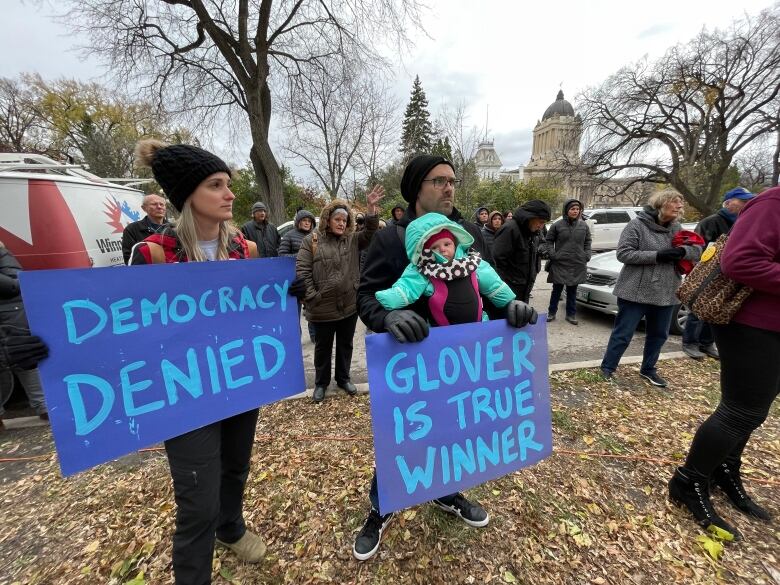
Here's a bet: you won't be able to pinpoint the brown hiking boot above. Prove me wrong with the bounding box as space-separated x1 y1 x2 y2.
216 530 266 563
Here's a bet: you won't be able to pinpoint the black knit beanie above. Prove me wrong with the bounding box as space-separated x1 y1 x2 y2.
135 140 231 212
400 154 455 203
520 199 552 220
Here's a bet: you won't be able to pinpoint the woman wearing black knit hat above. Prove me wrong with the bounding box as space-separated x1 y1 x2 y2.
130 139 265 584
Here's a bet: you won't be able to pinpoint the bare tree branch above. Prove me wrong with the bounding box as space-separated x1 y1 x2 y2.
578 5 780 214
61 0 426 221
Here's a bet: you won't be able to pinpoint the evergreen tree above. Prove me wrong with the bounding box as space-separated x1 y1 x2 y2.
431 136 453 161
399 75 433 161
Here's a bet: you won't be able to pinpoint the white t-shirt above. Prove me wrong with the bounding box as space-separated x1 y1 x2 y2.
198 238 219 261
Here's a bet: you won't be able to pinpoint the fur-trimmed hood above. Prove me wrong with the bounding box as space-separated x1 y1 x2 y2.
316 198 355 237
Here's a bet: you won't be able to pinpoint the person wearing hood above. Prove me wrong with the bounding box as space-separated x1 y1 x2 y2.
599 192 701 388
544 199 592 325
474 205 489 228
481 210 504 255
352 154 537 562
682 187 755 361
387 205 405 227
492 200 552 303
296 188 385 404
279 209 318 342
375 213 515 322
278 209 316 257
241 201 280 257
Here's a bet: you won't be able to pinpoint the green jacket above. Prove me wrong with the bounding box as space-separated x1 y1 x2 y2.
376 213 514 312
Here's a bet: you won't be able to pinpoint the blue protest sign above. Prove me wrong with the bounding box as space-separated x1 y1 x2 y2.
366 319 552 513
19 258 305 476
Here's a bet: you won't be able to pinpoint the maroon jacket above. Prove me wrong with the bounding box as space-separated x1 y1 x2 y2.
130 229 251 265
721 186 780 333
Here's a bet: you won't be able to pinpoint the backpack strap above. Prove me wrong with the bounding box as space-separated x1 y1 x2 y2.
311 231 319 257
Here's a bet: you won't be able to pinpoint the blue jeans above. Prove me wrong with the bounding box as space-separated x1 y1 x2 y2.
548 283 578 317
682 311 714 346
600 298 675 375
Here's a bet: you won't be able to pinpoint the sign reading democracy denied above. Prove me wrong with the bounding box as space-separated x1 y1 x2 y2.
20 258 305 476
366 319 552 513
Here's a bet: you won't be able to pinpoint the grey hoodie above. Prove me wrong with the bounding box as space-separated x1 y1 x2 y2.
612 207 701 306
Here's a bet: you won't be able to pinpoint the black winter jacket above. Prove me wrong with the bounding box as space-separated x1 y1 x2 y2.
357 205 498 332
0 247 30 332
481 224 498 255
278 210 316 257
121 216 168 264
695 209 734 245
241 220 280 258
493 206 546 303
544 199 592 286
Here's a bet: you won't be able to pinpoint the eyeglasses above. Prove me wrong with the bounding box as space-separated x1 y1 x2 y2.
421 177 461 189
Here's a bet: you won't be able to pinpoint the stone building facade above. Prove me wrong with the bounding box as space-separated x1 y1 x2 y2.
475 90 651 208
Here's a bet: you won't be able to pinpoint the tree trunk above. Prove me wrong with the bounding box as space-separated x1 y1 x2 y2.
249 140 284 223
246 80 284 224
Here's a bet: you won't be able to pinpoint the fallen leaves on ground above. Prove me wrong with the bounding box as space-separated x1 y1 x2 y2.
0 359 778 584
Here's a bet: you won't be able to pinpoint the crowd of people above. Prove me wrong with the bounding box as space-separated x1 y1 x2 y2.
0 140 777 584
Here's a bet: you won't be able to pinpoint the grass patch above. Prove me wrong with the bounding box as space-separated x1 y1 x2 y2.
551 408 577 435
568 368 606 384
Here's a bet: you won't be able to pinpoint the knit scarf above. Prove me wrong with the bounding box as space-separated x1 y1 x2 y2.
417 249 481 281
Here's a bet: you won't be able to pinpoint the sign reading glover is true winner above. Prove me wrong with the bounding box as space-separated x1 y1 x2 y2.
19 257 305 476
366 319 552 514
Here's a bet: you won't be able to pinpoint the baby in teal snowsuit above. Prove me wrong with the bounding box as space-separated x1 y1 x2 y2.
376 213 515 326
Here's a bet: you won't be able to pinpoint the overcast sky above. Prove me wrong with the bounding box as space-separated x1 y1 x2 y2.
1 0 773 180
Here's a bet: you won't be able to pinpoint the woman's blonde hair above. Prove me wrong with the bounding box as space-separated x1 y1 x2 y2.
647 190 684 210
173 199 238 262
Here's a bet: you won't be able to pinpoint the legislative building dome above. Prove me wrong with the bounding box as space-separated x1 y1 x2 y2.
542 90 575 121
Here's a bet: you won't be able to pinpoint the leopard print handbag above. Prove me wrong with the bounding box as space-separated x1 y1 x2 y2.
676 234 752 325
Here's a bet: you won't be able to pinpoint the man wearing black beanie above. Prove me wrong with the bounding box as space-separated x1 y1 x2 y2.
351 154 538 561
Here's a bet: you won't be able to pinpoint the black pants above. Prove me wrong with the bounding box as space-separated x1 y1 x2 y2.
165 408 259 585
548 283 578 317
312 313 358 387
684 322 780 477
368 469 456 514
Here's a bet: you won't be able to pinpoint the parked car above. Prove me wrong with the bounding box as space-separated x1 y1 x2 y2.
572 249 690 335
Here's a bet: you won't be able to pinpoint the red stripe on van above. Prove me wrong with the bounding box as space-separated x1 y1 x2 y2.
0 180 91 270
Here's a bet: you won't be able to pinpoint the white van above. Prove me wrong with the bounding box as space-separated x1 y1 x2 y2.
0 154 147 270
582 207 644 251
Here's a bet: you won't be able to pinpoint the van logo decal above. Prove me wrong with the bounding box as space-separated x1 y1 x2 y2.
103 196 141 233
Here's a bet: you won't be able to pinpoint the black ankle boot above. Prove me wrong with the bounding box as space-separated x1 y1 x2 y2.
712 462 772 522
668 467 741 540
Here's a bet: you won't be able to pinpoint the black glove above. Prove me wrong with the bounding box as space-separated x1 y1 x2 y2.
288 277 307 300
384 310 430 343
656 247 685 263
506 300 538 328
2 335 49 370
